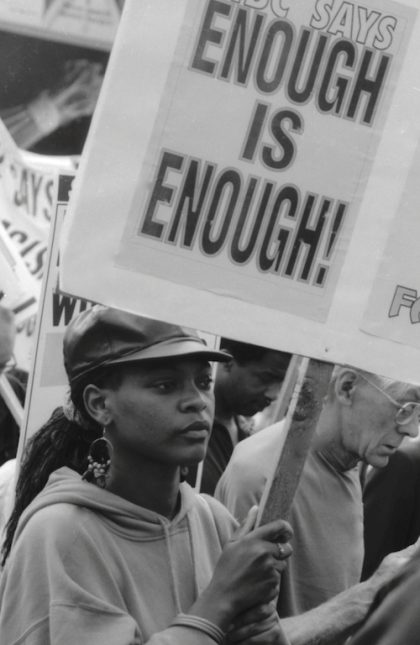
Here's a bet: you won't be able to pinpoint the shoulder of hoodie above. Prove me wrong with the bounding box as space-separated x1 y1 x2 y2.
15 494 98 554
195 489 239 536
12 468 112 553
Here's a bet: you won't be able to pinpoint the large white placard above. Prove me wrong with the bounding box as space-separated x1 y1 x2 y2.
60 0 420 384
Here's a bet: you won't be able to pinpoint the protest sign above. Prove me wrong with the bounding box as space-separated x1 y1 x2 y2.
0 118 77 369
60 0 420 384
0 121 51 283
0 0 121 49
0 222 38 323
18 173 96 446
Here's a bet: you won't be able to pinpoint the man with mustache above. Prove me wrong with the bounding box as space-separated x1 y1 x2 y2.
188 338 292 494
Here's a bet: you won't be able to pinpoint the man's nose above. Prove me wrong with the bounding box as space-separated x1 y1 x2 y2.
399 419 419 439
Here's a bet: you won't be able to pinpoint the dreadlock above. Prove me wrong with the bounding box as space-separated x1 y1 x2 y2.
1 364 128 566
1 406 100 566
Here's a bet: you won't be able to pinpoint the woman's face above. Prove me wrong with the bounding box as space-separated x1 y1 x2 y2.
99 357 215 467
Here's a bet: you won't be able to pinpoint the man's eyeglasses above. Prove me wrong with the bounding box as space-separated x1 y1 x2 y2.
0 354 16 375
358 373 420 426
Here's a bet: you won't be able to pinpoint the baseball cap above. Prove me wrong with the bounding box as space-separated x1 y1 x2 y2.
63 305 230 385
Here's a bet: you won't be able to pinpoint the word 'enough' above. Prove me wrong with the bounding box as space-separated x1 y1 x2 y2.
191 0 391 126
138 150 348 287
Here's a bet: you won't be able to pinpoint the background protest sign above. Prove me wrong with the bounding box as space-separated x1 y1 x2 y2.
18 173 97 447
60 0 420 384
0 0 122 49
0 118 76 370
0 221 38 323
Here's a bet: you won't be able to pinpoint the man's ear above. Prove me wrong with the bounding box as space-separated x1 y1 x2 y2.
83 384 111 426
334 368 358 405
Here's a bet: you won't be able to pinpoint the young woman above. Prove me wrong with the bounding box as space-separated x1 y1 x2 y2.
0 306 292 645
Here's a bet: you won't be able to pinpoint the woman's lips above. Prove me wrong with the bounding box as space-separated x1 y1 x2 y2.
180 421 211 439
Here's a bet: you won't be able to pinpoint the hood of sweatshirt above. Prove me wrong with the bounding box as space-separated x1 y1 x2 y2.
3 467 235 642
15 466 199 543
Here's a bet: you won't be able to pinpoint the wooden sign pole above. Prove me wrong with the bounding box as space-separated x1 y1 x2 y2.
257 358 334 526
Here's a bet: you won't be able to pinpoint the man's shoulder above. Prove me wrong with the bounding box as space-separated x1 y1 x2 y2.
231 420 287 464
215 421 287 520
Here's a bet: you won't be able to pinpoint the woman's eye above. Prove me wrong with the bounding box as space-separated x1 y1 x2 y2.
154 381 176 392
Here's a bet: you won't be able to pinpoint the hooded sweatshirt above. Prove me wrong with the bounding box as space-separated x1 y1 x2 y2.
0 467 238 645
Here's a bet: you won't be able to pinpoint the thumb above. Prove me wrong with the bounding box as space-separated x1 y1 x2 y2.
234 505 259 538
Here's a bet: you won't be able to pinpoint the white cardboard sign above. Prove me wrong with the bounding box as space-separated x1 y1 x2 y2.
60 0 420 384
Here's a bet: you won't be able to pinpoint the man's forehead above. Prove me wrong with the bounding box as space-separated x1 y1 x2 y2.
382 377 420 401
397 384 420 401
253 351 290 375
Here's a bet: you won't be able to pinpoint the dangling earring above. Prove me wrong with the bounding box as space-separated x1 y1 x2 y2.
180 466 189 482
82 429 113 489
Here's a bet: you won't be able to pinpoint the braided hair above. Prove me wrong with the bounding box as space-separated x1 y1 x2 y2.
1 406 99 565
1 365 125 566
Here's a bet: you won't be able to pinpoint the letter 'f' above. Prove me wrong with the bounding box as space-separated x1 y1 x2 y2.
389 285 417 318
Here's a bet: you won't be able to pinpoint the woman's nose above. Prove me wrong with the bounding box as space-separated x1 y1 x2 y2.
179 384 208 411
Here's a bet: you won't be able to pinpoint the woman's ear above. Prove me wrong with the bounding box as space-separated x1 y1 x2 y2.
335 368 358 405
83 384 111 426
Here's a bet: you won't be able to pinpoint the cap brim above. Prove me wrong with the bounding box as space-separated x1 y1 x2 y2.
107 337 231 366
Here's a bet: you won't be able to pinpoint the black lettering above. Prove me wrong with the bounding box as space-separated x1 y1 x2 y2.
346 49 390 125
284 195 330 280
13 169 28 210
30 173 42 218
43 179 55 221
30 246 47 279
263 108 302 170
241 102 269 162
220 7 265 84
256 20 293 93
201 169 241 255
288 30 328 103
231 179 273 264
140 151 184 239
259 186 298 271
168 159 215 247
191 0 231 74
318 40 356 115
52 293 79 326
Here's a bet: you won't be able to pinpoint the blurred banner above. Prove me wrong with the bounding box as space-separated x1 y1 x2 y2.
19 173 97 445
0 119 76 369
60 0 420 383
0 0 122 49
0 220 38 322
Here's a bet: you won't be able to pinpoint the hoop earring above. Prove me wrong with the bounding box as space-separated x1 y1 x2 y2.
82 430 113 489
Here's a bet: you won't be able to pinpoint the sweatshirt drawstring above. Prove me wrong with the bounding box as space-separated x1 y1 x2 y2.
162 521 182 614
186 513 199 599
